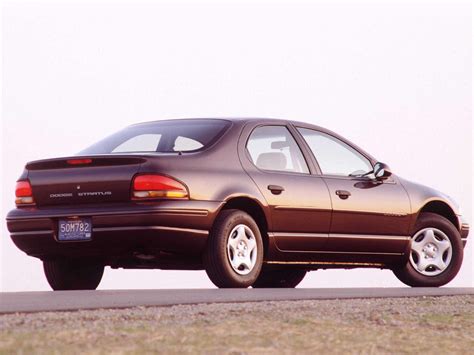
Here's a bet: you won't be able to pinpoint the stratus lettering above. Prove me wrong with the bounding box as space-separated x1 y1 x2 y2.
78 191 112 197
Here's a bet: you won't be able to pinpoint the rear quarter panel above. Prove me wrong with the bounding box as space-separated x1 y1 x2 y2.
137 121 271 221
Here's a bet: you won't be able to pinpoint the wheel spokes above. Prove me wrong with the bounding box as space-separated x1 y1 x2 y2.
432 255 447 271
230 254 243 270
246 235 257 253
411 239 425 255
236 225 247 242
415 255 431 272
227 233 239 252
422 229 437 245
240 255 253 271
436 238 451 255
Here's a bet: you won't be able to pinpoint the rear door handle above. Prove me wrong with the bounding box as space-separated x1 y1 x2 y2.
268 185 285 195
335 190 351 199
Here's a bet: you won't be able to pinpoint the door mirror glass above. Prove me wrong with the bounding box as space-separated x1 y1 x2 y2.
373 162 392 180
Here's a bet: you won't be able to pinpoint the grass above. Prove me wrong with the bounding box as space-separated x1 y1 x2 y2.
0 295 473 354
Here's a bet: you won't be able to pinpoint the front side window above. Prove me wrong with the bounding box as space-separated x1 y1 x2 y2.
297 128 372 176
247 126 309 174
79 119 230 154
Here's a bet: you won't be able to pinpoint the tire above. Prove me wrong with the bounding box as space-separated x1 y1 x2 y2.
204 209 264 288
393 212 463 287
43 259 104 291
253 269 307 288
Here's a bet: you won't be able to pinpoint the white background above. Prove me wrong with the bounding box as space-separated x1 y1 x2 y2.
1 0 472 291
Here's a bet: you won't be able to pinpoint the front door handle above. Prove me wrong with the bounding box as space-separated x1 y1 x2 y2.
268 185 285 195
335 190 351 200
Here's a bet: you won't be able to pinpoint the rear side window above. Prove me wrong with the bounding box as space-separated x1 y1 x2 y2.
79 119 230 154
246 126 309 174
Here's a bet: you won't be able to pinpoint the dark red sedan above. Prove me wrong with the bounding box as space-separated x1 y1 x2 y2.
7 118 469 289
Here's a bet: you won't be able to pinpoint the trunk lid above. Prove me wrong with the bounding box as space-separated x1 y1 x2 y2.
26 155 147 206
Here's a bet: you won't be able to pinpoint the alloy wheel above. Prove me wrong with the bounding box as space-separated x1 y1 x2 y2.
409 227 452 276
226 224 258 275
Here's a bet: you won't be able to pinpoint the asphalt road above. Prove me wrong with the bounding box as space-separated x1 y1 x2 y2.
1 287 472 314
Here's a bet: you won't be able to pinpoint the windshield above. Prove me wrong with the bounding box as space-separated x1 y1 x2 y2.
78 119 231 155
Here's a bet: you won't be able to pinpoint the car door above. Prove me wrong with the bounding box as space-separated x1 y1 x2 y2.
296 127 411 254
240 124 332 252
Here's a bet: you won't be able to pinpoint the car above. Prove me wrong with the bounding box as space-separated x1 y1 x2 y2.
6 118 469 290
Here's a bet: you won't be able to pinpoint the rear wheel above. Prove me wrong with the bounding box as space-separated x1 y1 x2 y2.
204 209 263 288
43 259 104 290
393 212 463 287
253 269 307 288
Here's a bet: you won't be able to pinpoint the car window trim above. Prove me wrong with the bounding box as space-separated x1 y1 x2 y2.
286 124 322 175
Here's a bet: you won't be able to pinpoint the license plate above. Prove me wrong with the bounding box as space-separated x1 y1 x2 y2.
58 218 92 241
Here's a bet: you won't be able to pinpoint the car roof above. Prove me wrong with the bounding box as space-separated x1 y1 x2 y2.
134 117 324 129
131 117 377 163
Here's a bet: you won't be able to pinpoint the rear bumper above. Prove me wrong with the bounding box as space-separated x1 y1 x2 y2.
6 200 222 261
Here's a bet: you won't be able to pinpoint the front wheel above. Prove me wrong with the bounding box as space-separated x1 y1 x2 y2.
204 209 263 288
43 259 104 290
393 212 463 287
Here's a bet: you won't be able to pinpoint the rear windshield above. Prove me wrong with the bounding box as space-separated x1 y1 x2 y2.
78 119 231 154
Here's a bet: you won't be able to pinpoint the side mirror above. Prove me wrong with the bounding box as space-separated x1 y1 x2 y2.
373 162 392 180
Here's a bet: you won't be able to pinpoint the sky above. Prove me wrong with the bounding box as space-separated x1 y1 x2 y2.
1 0 472 291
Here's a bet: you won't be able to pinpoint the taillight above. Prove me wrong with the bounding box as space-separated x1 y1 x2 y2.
15 180 35 205
132 175 188 199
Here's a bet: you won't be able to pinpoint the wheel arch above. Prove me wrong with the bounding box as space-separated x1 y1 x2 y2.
418 200 459 230
218 196 270 252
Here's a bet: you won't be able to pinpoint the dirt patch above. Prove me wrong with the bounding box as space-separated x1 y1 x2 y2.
1 295 473 354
